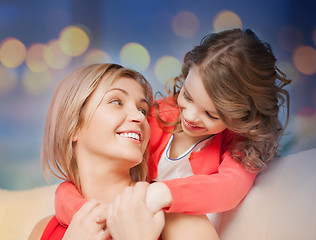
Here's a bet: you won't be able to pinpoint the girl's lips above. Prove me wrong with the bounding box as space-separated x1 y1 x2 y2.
182 117 206 131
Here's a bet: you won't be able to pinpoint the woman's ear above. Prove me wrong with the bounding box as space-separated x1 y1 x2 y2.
72 128 80 142
72 134 78 142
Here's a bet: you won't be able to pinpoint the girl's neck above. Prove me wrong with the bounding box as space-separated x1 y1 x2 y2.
170 124 213 159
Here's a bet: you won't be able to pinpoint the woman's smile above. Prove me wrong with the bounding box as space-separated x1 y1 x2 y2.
117 130 142 144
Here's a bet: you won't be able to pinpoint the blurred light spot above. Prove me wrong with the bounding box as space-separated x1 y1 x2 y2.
293 45 316 75
83 49 111 65
154 56 182 84
172 11 200 38
213 10 242 32
22 68 52 95
0 37 26 68
120 43 150 72
277 61 300 85
44 39 71 69
0 65 18 96
293 111 316 137
59 26 90 56
26 43 48 72
277 26 303 51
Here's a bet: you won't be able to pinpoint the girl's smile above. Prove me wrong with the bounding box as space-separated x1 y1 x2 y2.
182 116 207 131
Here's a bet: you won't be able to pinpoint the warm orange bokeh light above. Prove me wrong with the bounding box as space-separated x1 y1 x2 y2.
293 45 316 75
172 11 200 38
0 38 27 68
213 10 242 32
44 39 71 69
59 26 90 57
26 43 48 72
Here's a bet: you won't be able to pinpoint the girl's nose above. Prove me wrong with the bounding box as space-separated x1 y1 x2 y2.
183 105 199 122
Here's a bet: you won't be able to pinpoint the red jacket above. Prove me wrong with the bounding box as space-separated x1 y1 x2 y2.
41 216 67 240
147 99 257 214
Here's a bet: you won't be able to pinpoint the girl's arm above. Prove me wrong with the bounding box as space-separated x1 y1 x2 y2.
55 182 87 226
162 151 257 214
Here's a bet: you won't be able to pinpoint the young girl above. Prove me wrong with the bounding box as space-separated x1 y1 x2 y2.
28 63 168 240
54 28 291 238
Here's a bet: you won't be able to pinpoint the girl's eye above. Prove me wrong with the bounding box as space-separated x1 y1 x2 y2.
110 99 121 105
206 111 219 120
183 91 192 101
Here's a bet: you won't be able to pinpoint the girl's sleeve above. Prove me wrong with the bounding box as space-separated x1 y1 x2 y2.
55 181 87 226
162 152 258 215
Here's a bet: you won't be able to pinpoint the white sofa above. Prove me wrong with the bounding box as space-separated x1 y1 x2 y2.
1 148 316 240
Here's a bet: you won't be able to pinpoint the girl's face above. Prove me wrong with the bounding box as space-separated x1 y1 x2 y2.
177 66 227 140
74 76 150 168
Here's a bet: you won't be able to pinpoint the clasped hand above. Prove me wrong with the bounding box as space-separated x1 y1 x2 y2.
63 182 165 240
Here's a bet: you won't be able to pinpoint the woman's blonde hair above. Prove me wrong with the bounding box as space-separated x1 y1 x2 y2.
166 28 291 170
41 63 153 190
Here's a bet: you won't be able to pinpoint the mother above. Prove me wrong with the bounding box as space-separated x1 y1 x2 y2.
28 63 164 240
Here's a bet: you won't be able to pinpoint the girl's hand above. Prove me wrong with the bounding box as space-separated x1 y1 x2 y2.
146 182 172 213
63 199 110 240
106 182 165 240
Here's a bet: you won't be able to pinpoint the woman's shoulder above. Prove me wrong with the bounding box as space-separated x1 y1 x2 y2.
28 215 53 240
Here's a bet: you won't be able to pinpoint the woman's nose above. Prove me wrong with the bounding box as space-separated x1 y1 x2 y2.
128 106 146 123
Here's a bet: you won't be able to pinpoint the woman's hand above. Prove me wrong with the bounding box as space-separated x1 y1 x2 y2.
106 182 165 240
63 199 110 240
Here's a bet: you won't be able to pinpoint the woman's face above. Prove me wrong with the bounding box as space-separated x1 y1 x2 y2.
74 76 150 168
177 66 227 141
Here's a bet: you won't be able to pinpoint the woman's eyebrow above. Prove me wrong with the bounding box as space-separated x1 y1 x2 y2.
105 88 128 94
105 88 149 105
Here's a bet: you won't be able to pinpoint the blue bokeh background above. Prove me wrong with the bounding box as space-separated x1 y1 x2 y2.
1 0 315 190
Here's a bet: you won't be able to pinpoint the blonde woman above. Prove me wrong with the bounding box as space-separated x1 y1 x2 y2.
29 64 163 240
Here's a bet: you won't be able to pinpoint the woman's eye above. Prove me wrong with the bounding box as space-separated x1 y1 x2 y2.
110 99 121 105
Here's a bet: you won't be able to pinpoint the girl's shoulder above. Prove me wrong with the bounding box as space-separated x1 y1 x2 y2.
221 129 244 150
150 97 179 122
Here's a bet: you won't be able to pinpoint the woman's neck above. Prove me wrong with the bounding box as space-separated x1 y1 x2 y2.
78 159 133 204
82 175 131 203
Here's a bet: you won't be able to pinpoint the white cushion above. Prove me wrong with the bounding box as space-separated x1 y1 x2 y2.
219 148 316 240
0 184 57 240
